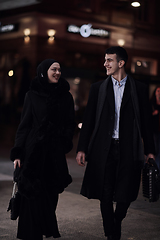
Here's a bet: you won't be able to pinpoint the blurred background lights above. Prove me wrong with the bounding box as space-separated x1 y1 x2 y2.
117 39 125 46
47 29 56 44
24 28 30 43
24 36 30 43
24 28 30 36
74 77 81 85
131 1 141 7
137 61 142 66
78 123 82 129
8 70 14 77
47 29 56 37
142 61 148 68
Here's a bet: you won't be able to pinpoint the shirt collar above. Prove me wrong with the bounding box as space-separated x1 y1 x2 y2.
111 75 127 86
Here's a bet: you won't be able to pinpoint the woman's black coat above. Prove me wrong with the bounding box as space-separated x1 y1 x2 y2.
10 75 75 239
77 75 155 203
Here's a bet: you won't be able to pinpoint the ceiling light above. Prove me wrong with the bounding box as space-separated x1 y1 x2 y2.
24 28 30 36
117 39 125 46
47 29 56 37
131 1 141 7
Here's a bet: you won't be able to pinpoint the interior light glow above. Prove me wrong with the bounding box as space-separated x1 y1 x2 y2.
8 70 14 77
24 36 30 43
47 29 56 44
23 28 30 44
137 61 141 66
131 1 141 7
48 36 55 44
117 39 125 46
78 123 82 129
47 29 56 37
24 28 30 36
74 77 81 85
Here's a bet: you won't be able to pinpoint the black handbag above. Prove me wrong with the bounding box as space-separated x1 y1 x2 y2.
142 158 160 202
7 182 21 220
7 165 21 220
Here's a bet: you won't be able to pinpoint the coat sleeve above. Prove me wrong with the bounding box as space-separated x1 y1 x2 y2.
10 92 33 161
137 83 155 155
76 83 98 154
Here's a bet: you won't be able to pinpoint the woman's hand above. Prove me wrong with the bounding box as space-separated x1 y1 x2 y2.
13 159 21 169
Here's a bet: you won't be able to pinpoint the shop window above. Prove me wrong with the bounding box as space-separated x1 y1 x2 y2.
131 57 157 76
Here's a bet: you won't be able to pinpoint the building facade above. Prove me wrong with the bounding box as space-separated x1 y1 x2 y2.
0 0 160 133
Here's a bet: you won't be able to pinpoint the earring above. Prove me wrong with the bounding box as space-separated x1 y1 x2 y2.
41 73 44 77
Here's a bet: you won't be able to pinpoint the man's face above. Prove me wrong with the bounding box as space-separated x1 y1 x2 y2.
104 53 120 76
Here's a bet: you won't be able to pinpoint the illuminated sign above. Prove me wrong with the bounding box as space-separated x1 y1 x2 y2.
0 0 40 11
67 24 109 38
0 23 19 34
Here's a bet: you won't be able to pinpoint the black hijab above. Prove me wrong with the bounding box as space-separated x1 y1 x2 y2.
37 59 57 87
31 59 70 96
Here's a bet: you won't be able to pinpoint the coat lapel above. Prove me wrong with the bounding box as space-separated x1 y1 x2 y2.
106 77 115 111
120 77 130 110
88 77 112 152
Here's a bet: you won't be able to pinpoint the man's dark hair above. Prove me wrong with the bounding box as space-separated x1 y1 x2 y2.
105 46 128 66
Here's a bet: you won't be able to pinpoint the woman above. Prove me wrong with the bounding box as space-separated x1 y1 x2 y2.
10 59 75 239
150 86 160 170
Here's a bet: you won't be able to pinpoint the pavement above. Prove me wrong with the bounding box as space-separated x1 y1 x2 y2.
0 150 160 240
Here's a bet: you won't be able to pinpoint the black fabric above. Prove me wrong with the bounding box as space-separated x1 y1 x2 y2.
17 192 60 240
7 183 21 220
10 59 75 239
77 75 155 202
13 165 21 183
100 142 130 236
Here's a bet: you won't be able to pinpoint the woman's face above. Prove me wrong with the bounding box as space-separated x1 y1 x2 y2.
155 88 160 99
47 62 61 83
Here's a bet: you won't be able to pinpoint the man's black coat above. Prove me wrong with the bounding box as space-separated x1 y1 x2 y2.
77 75 155 202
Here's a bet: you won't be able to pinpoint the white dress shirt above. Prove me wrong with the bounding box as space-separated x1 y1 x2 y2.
111 75 127 139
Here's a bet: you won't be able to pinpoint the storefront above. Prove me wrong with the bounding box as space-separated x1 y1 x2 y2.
0 11 160 131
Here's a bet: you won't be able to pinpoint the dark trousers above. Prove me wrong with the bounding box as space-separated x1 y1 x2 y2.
100 139 130 236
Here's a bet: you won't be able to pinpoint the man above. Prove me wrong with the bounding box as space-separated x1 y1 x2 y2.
76 46 155 240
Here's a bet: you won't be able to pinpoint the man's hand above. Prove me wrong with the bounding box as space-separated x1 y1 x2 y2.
146 153 155 163
76 151 86 166
13 159 21 169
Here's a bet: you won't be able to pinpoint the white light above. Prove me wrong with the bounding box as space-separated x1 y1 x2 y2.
67 24 109 38
131 2 141 7
68 25 79 33
78 123 82 129
80 24 92 38
8 70 14 77
137 61 141 66
24 28 30 36
117 39 125 46
74 78 81 85
1 24 14 32
47 29 56 37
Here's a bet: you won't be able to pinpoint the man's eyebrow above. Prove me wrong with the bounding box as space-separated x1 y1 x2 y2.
105 57 113 60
